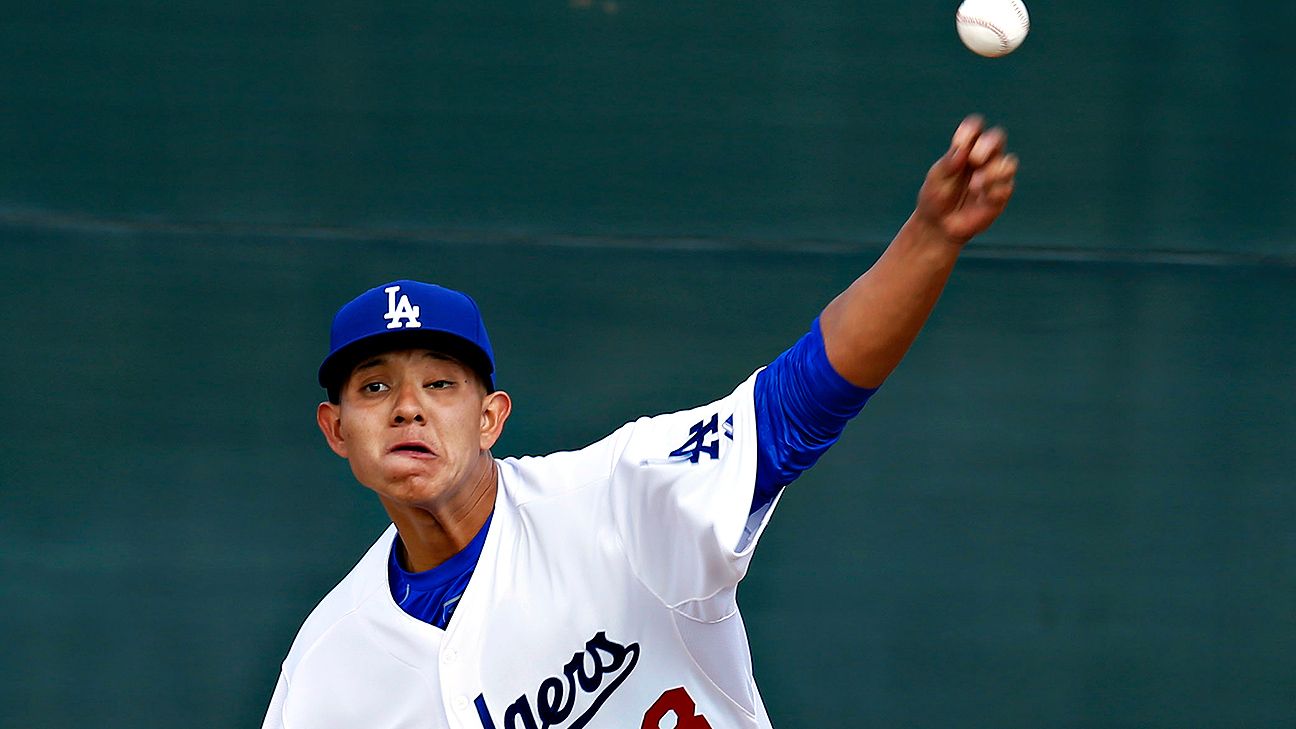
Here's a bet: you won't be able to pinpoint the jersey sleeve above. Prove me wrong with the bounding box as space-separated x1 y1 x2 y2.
608 371 767 609
751 316 876 508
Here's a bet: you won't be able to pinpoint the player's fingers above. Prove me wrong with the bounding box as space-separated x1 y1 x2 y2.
970 158 1018 201
935 114 985 177
983 177 1015 206
978 157 1018 198
952 114 985 154
995 153 1019 180
972 153 1019 190
968 126 1007 167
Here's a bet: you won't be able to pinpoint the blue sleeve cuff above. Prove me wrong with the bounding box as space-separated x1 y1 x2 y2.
752 317 876 511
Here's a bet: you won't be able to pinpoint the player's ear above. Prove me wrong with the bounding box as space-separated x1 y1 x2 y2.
317 401 349 458
479 390 512 451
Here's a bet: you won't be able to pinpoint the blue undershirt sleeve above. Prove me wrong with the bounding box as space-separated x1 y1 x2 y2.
751 317 877 513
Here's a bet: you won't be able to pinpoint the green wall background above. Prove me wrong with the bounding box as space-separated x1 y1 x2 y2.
4 1 1295 254
1 1 1293 727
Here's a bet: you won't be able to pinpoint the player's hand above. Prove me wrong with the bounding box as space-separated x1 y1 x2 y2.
914 114 1018 245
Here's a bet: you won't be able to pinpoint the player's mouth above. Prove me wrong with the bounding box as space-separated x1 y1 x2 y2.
388 441 436 459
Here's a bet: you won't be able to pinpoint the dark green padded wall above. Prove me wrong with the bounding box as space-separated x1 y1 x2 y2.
2 2 1293 728
3 1 1294 253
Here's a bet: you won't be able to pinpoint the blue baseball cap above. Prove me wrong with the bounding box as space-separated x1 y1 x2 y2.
318 280 496 396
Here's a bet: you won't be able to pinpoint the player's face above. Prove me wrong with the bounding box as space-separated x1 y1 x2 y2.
316 349 510 509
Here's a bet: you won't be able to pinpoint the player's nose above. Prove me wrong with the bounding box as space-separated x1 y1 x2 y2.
390 381 426 425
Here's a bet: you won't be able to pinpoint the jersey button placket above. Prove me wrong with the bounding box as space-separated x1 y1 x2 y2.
441 644 472 722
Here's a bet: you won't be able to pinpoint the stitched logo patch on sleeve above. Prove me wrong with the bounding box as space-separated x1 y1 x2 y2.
666 413 734 464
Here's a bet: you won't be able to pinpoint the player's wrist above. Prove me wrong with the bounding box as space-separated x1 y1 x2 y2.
905 211 972 250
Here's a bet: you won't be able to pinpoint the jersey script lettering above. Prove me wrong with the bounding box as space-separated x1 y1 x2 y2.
475 632 641 729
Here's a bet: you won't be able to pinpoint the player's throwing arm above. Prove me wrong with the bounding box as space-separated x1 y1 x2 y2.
821 115 1017 388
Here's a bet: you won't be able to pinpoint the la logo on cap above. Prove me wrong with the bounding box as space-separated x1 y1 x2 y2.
383 285 422 330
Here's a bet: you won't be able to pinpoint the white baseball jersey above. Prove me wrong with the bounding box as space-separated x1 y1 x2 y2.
263 372 784 729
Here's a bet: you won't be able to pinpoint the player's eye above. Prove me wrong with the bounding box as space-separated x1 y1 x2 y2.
361 381 390 394
425 379 455 390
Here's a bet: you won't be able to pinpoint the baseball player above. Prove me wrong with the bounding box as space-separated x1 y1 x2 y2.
263 116 1017 728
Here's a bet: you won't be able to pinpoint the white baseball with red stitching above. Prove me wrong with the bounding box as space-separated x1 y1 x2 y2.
956 0 1030 57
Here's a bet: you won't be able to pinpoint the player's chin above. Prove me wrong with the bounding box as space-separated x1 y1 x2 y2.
360 461 446 499
384 462 443 489
368 475 448 507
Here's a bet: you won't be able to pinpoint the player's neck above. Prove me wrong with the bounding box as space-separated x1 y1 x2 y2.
384 455 498 573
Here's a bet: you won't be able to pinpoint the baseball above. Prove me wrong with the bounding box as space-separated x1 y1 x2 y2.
956 0 1030 57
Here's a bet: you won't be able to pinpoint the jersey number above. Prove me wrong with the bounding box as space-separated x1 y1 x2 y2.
641 687 712 729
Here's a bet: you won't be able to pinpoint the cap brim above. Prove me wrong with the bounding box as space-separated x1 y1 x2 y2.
318 330 495 393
